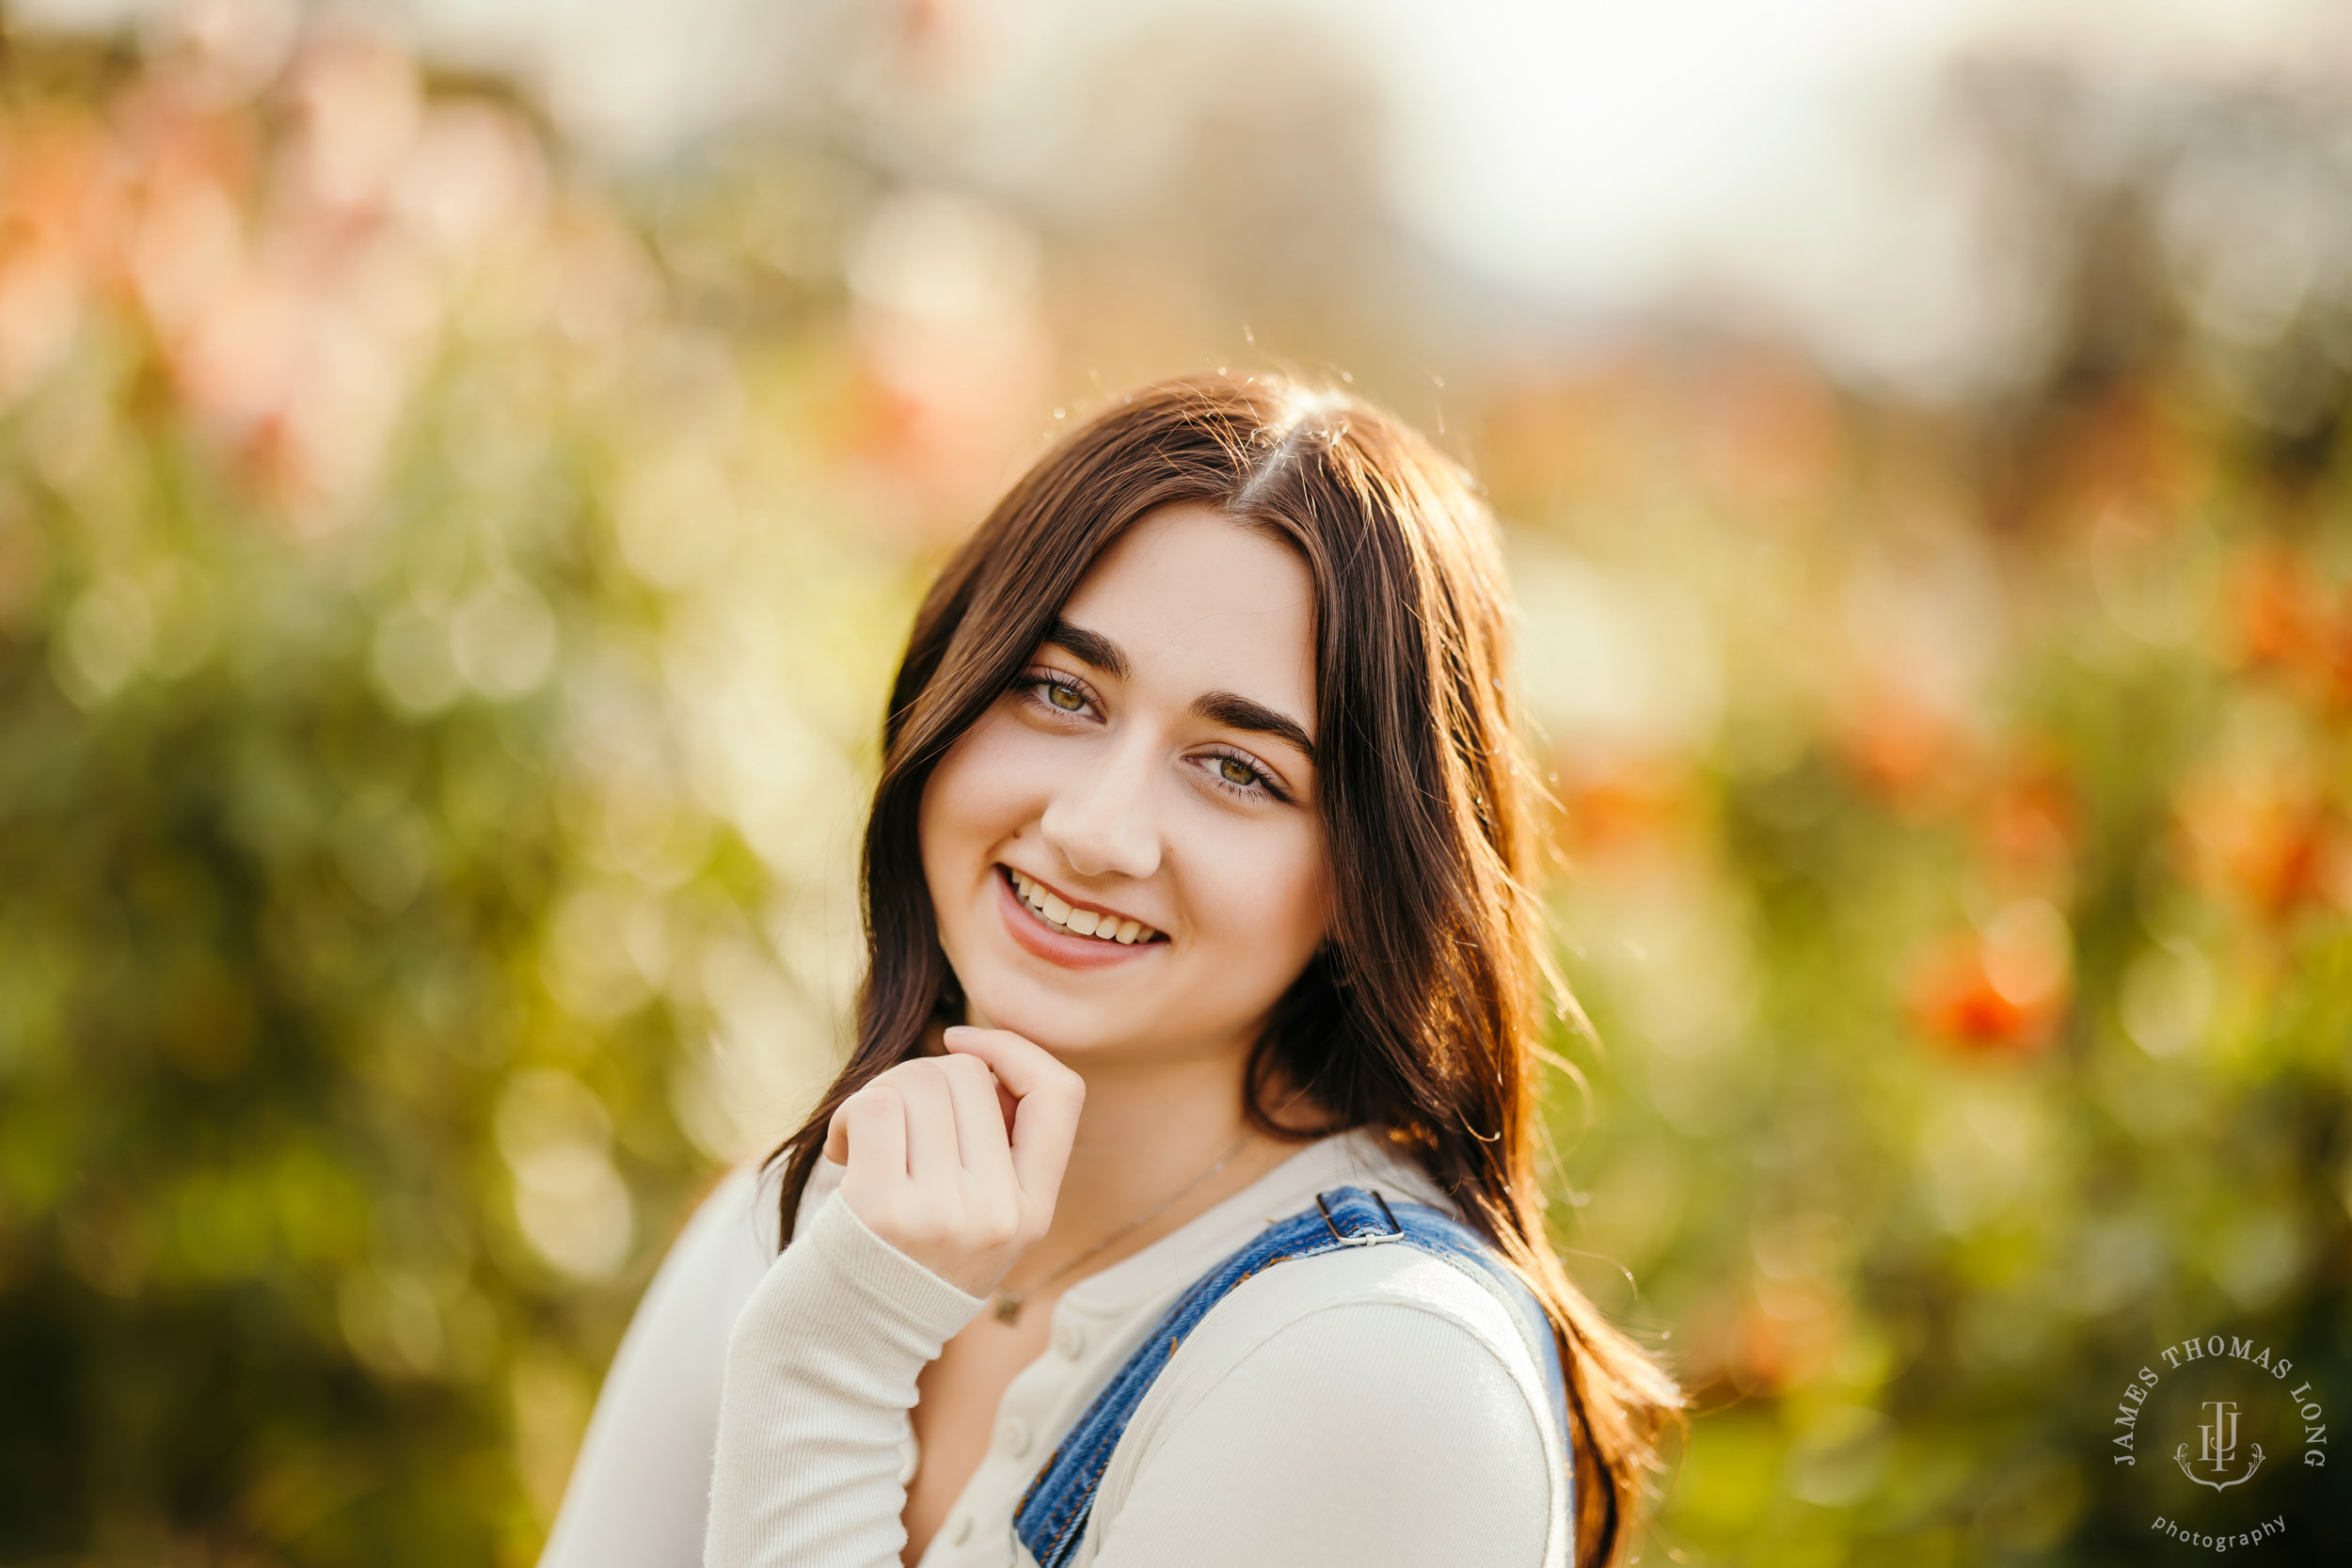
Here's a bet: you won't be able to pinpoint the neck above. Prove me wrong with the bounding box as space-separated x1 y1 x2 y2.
956 1021 1307 1296
1055 1051 1258 1243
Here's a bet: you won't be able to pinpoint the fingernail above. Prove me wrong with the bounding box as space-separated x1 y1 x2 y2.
942 1024 976 1042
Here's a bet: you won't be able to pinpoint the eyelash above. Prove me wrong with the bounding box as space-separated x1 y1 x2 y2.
1012 670 1291 804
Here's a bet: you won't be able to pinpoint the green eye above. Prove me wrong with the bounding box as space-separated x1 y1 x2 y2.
1218 757 1258 786
1048 684 1085 711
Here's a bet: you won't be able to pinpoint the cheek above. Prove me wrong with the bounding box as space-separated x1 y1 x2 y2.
919 717 1034 885
1185 818 1329 980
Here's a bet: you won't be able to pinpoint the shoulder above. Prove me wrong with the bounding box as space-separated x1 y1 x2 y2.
1087 1242 1566 1566
612 1158 780 1372
535 1160 781 1568
1172 1240 1555 1436
592 1156 787 1384
674 1158 785 1282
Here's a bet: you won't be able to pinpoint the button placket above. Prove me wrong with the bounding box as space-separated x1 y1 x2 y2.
995 1416 1031 1458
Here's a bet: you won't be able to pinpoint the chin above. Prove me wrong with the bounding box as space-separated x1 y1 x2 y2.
954 968 1136 1057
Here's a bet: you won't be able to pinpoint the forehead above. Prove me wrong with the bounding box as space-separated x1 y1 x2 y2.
1059 504 1317 713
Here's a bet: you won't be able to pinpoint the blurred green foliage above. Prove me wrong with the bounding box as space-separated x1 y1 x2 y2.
0 18 2346 1568
0 27 905 1564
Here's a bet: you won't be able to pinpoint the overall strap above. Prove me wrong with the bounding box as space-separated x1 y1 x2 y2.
1011 1186 1570 1568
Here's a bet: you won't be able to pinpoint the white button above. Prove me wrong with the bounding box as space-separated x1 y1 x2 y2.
1053 1320 1086 1360
946 1512 973 1545
997 1417 1031 1458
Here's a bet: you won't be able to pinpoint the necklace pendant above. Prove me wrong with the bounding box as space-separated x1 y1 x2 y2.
991 1291 1024 1325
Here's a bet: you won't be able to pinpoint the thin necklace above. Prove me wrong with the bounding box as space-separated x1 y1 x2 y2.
990 1127 1257 1325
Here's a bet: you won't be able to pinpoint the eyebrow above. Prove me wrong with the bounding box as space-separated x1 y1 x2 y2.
1045 618 1130 680
1045 617 1317 765
1192 689 1318 765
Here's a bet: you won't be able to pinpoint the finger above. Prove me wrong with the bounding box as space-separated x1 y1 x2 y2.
938 1054 1017 1189
942 1025 1078 1101
886 1063 963 1181
834 1085 907 1185
824 1078 902 1164
944 1027 1084 1203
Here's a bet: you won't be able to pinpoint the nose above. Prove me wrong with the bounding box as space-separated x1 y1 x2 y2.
1038 731 1162 882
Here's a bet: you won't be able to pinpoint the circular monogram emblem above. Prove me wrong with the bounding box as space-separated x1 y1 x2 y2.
2109 1330 2328 1552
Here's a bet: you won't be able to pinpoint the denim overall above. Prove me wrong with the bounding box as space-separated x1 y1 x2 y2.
1011 1185 1572 1568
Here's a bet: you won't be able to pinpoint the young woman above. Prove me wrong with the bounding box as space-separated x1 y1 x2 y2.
538 376 1678 1568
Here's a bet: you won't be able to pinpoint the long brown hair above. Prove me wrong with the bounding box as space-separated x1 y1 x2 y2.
770 374 1679 1565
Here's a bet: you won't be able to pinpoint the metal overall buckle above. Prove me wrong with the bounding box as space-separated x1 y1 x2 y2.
1315 1188 1403 1246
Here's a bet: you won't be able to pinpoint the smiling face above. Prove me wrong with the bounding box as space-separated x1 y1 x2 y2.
918 503 1330 1070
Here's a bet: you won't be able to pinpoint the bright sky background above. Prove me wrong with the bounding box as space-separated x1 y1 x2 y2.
24 0 2347 393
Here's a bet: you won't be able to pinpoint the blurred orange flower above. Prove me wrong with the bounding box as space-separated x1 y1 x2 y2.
0 107 117 404
2229 546 2331 683
1907 899 2074 1053
1977 759 2079 901
1547 752 1700 863
1836 681 1976 815
2174 767 2350 920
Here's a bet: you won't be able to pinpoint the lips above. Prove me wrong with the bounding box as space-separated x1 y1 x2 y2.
1001 865 1164 944
993 864 1166 970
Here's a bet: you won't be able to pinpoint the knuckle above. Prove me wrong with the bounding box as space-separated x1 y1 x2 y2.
972 1204 1018 1248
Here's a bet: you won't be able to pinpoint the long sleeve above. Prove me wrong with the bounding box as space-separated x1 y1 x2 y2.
539 1164 773 1568
1084 1303 1557 1568
705 1188 987 1568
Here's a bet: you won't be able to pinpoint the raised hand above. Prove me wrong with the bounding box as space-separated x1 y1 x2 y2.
821 1025 1086 1297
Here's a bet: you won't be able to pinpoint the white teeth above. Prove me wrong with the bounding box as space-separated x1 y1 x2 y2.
1005 867 1157 944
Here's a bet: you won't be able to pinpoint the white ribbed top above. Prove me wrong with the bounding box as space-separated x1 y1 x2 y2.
540 1128 1565 1568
